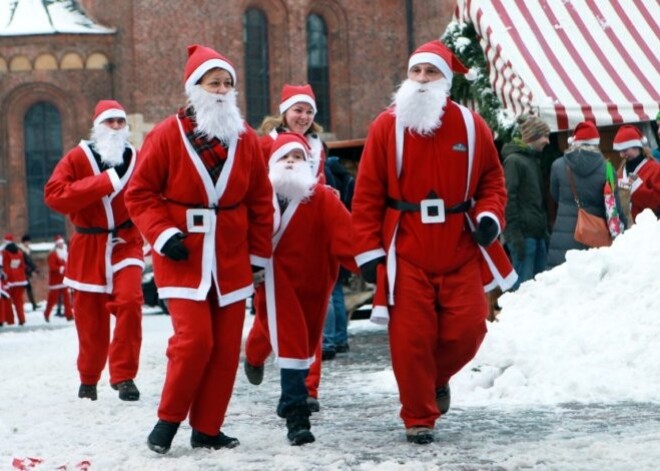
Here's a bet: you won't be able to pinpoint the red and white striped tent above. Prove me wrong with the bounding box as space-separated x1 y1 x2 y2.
453 0 660 132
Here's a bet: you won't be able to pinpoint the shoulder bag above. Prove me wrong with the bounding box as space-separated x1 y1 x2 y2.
566 166 612 248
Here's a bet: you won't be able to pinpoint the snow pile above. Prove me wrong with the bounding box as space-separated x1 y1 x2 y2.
456 209 660 406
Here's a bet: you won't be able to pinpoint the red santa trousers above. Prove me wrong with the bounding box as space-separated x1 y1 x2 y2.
72 266 142 385
8 287 26 324
158 296 245 435
0 296 12 324
44 288 73 321
389 256 487 429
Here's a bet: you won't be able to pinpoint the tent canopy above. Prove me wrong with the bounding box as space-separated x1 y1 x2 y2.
454 0 660 132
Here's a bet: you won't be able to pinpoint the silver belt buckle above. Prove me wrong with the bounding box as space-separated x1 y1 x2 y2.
186 208 211 233
420 198 445 224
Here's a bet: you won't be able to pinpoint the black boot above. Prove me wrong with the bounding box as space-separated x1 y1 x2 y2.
147 420 180 454
285 403 315 446
111 379 140 401
244 361 264 385
435 384 451 414
78 383 97 401
191 429 240 449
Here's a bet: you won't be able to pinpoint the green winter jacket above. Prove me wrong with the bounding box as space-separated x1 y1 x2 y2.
502 139 549 246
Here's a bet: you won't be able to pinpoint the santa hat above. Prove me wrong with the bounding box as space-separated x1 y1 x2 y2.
54 235 65 245
268 132 311 168
568 121 600 146
93 100 127 127
4 233 13 242
408 39 473 82
279 84 317 115
613 125 647 151
184 44 236 93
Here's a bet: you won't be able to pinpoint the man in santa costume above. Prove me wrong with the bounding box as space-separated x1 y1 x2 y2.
243 132 356 446
44 99 144 402
1 234 28 325
124 44 273 454
43 236 73 322
613 124 660 225
351 39 516 444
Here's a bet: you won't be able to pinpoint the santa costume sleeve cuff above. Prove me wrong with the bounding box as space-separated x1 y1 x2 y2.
250 254 269 268
154 228 183 255
355 248 387 267
477 211 502 235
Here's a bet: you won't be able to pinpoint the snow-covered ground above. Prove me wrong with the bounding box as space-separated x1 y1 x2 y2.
2 211 660 470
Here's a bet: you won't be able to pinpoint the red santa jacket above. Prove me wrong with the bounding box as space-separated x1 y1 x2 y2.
45 142 144 293
618 157 660 221
352 101 516 323
124 115 273 306
47 250 67 289
2 247 28 288
256 184 357 368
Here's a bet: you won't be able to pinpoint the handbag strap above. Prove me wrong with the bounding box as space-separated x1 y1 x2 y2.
565 165 583 208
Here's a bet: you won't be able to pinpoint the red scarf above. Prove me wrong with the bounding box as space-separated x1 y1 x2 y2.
178 107 227 182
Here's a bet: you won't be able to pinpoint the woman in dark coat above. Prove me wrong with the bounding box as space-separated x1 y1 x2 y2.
548 122 607 269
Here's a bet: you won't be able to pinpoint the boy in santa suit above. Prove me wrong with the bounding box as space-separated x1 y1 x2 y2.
125 44 273 454
351 40 515 444
244 132 357 446
1 234 28 325
613 124 660 225
44 99 144 402
43 236 73 322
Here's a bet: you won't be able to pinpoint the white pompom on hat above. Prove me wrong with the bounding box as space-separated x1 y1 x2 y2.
184 44 237 94
93 100 127 127
568 121 600 146
279 84 317 115
613 125 647 151
408 39 469 83
268 132 311 168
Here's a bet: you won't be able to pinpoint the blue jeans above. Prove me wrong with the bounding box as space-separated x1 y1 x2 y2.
509 237 547 290
322 281 348 351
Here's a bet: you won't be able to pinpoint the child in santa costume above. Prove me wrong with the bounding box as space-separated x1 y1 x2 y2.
351 40 516 444
244 132 356 445
125 44 273 454
613 124 660 225
45 99 144 402
43 236 73 322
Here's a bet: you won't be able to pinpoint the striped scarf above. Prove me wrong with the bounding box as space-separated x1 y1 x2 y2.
178 107 227 183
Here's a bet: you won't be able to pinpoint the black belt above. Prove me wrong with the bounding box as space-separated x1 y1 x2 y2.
165 198 240 213
75 219 133 237
387 198 472 214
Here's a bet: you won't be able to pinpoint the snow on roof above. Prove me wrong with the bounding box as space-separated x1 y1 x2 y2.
0 0 114 36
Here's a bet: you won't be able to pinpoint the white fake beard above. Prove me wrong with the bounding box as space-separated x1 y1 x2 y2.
187 86 244 143
55 246 68 261
91 124 130 166
393 78 450 135
269 159 317 203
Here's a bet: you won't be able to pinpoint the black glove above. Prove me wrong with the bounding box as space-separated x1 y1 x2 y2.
161 233 189 261
360 256 385 284
472 216 499 247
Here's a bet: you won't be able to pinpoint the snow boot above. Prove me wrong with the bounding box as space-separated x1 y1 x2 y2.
111 379 140 401
244 361 264 385
147 420 180 454
435 384 451 414
78 383 97 401
307 396 320 413
285 403 315 446
406 427 434 445
191 429 240 449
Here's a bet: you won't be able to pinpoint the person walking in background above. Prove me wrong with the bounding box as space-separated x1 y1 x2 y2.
18 234 39 311
1 234 28 325
614 124 660 225
503 114 551 289
125 44 273 454
43 235 73 322
259 84 326 181
44 99 144 403
243 132 356 445
351 40 515 445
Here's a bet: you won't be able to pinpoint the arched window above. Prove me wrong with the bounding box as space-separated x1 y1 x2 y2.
307 14 330 130
24 102 65 239
243 8 270 128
